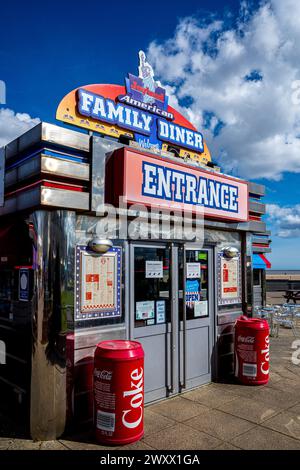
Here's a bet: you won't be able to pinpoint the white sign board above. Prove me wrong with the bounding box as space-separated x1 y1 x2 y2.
146 261 163 278
186 263 201 279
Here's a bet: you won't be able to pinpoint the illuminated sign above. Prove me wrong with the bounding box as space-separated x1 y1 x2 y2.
56 51 211 165
106 148 249 222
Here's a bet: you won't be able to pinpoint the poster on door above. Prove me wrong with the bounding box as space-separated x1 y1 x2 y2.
136 300 155 321
217 252 242 305
186 279 200 307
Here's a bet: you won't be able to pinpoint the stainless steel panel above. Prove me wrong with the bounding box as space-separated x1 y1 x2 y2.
0 195 17 215
42 122 90 152
17 187 41 210
238 221 266 232
252 235 271 244
18 156 41 181
41 187 89 210
217 311 242 325
5 122 90 162
91 136 123 214
41 155 89 180
248 181 265 196
29 210 76 440
249 200 266 215
252 246 272 253
75 325 126 350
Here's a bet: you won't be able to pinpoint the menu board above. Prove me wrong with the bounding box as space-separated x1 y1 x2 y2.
75 245 121 321
218 252 242 306
81 254 115 311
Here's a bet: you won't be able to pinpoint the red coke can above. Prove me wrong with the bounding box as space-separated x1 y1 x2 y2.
94 340 144 445
234 315 270 385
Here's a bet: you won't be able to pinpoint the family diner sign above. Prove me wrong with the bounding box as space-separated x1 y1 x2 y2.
56 51 211 165
57 51 249 222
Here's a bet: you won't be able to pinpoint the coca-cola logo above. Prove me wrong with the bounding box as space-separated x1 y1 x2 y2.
238 335 255 344
122 367 144 430
260 335 270 375
94 369 113 380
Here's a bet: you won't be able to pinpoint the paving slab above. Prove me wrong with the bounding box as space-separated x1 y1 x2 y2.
143 423 222 450
182 385 238 408
114 440 155 451
216 397 280 424
286 403 300 414
59 440 115 451
40 441 68 450
214 442 241 450
143 409 176 435
149 396 208 422
184 408 255 441
231 425 300 450
7 439 41 450
251 386 300 410
262 411 300 440
0 438 13 450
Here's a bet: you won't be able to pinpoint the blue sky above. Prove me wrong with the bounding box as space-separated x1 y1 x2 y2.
1 0 300 269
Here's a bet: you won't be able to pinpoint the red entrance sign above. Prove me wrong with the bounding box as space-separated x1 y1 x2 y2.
106 148 249 222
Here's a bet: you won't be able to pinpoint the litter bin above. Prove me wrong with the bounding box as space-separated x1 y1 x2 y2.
234 315 270 385
94 340 144 445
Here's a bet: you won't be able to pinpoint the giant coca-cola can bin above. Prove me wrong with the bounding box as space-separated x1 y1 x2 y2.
234 315 270 385
94 340 144 445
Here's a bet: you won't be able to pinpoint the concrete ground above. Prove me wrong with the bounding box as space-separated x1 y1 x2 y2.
1 328 300 451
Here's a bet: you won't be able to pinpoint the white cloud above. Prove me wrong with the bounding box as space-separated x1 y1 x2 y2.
0 108 40 147
267 203 300 237
147 0 300 180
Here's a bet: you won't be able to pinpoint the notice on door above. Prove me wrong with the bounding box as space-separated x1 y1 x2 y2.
156 300 166 324
186 263 201 279
136 300 155 320
194 300 208 318
146 261 163 278
218 252 242 305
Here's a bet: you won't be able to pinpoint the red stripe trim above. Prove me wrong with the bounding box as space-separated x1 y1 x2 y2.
259 253 271 269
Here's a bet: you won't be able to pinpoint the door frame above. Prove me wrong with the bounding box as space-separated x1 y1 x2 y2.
128 240 216 401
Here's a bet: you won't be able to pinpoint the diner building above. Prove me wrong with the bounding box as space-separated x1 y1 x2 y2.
0 52 271 440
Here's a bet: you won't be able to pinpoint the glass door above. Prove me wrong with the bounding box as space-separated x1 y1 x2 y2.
130 243 178 403
179 247 214 390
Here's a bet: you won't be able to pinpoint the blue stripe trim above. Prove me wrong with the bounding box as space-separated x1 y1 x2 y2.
6 147 88 171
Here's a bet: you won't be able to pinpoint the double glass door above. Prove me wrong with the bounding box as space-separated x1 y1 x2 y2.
130 243 214 403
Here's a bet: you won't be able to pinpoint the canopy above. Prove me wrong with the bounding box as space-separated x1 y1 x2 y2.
253 253 271 269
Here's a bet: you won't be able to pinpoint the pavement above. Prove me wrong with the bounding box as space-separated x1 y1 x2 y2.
1 328 300 451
